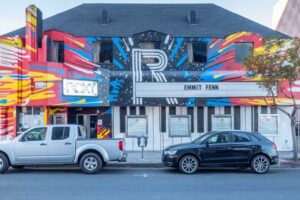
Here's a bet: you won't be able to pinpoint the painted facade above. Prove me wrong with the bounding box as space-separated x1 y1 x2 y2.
0 5 297 150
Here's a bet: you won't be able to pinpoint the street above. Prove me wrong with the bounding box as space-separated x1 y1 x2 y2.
0 167 300 200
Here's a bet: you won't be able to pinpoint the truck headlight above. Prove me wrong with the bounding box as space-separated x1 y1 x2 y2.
164 150 177 155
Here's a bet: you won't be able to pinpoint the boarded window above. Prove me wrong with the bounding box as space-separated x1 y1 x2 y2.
235 43 253 64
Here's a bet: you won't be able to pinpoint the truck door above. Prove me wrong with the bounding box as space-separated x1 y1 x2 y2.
45 126 75 163
15 127 49 164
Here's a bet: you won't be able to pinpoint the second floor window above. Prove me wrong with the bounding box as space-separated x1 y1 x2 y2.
52 41 64 63
235 42 253 64
188 42 207 64
93 41 113 64
141 41 161 64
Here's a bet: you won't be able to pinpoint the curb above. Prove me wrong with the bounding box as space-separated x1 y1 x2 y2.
108 162 300 169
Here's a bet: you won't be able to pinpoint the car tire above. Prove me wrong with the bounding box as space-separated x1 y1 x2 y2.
0 153 10 174
80 153 103 174
178 155 199 174
251 155 270 174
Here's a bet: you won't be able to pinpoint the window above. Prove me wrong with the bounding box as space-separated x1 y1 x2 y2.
120 107 127 133
160 107 166 132
207 133 230 144
77 127 82 137
52 41 64 63
141 41 161 63
197 107 204 133
21 127 47 141
139 107 146 115
232 132 250 142
234 106 241 130
248 134 261 142
169 107 176 115
130 107 136 115
235 42 253 64
51 127 70 140
188 42 207 63
187 107 194 133
93 41 113 63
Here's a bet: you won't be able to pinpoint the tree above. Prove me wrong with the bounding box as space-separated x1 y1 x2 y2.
244 37 300 161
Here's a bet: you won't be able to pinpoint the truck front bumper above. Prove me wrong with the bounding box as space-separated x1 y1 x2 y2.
118 152 127 162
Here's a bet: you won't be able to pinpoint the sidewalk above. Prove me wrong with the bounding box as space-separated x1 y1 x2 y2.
108 151 300 168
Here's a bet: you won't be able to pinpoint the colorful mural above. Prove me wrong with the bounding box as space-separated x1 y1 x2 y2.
0 5 298 138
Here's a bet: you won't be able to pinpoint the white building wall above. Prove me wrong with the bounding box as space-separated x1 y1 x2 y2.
113 106 293 152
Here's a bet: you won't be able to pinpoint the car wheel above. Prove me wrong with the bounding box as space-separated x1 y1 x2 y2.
179 155 199 174
251 155 270 174
0 153 10 174
80 153 103 174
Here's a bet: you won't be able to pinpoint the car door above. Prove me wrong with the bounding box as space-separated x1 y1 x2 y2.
14 127 49 164
45 126 75 163
229 131 254 163
200 132 233 164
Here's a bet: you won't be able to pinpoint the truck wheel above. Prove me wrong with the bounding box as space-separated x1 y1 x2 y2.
0 153 10 174
80 153 103 174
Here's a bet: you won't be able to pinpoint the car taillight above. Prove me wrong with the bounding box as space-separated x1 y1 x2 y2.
119 141 124 151
272 143 277 150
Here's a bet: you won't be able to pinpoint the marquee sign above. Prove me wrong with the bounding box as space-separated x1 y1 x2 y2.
135 82 272 98
62 79 98 97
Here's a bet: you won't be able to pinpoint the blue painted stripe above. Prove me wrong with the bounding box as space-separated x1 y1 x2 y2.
112 38 128 61
65 45 92 60
170 38 184 59
176 54 189 68
113 58 125 70
30 65 65 75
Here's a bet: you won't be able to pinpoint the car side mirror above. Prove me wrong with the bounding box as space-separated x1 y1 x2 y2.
205 141 209 148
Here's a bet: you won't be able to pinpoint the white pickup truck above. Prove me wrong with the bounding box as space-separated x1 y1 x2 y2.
0 124 126 174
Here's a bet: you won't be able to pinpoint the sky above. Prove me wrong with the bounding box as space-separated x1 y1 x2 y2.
0 0 279 35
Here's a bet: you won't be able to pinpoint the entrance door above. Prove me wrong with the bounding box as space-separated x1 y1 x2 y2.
76 114 97 138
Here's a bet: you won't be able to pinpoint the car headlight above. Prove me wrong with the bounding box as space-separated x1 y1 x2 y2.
164 150 177 155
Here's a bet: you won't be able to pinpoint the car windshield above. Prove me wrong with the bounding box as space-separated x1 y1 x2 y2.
192 131 217 144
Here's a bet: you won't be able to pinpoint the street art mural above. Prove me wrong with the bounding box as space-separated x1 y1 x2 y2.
0 5 298 138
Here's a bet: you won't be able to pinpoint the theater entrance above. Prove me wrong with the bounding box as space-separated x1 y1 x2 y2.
76 114 97 138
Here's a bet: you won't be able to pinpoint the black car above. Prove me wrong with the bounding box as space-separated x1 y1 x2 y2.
162 131 278 174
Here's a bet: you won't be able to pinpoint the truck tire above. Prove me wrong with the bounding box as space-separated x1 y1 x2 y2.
12 165 24 169
80 153 103 174
0 153 10 174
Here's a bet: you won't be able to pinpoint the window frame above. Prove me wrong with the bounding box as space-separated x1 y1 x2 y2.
20 127 48 142
231 131 251 143
51 126 70 141
205 132 231 144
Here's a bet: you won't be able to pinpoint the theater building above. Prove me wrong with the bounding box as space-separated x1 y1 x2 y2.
0 4 297 151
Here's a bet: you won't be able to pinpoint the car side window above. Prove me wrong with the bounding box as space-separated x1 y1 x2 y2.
232 132 250 143
207 133 230 144
21 127 47 141
51 127 70 140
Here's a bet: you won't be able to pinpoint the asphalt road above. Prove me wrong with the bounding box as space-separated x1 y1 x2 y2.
0 167 300 200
